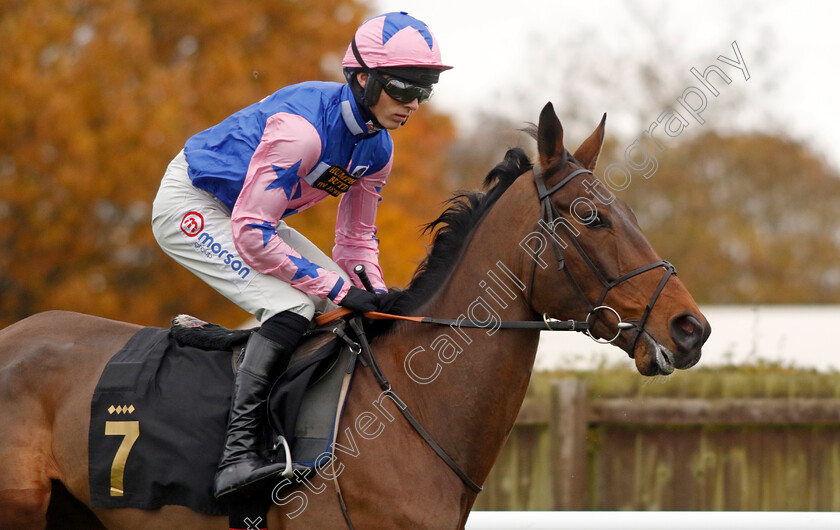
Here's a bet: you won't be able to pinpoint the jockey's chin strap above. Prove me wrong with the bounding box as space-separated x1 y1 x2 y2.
349 37 385 132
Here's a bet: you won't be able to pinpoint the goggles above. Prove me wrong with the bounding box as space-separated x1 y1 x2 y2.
370 71 433 104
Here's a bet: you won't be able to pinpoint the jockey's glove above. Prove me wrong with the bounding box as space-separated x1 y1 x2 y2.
338 286 381 313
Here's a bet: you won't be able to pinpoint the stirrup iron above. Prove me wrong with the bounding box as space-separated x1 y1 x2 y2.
273 434 294 478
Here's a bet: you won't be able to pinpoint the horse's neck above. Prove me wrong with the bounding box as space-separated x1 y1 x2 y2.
376 183 541 484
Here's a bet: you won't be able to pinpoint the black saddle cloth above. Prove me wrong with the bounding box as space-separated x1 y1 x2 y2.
89 327 232 514
88 322 344 515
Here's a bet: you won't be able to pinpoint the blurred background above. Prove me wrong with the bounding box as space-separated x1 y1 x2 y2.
2 0 839 512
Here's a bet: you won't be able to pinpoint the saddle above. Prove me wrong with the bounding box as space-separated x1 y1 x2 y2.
169 314 356 469
88 314 359 516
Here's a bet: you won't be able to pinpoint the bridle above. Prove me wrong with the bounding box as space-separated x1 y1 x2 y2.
318 162 679 349
326 164 680 527
532 162 677 355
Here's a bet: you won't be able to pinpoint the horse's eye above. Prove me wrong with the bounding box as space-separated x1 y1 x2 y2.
581 211 610 229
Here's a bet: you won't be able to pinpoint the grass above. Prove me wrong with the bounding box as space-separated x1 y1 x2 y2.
528 363 840 399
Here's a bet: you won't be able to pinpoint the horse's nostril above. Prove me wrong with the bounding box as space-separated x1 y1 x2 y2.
670 313 704 351
678 316 698 335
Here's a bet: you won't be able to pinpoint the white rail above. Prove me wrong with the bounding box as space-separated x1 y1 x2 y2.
465 511 840 529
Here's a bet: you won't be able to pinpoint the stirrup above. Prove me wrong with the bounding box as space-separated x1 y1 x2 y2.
272 435 294 478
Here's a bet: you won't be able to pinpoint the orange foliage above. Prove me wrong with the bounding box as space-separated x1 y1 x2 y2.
0 0 454 328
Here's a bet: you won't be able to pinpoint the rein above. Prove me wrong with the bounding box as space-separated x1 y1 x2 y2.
316 308 591 331
325 165 677 527
330 316 483 530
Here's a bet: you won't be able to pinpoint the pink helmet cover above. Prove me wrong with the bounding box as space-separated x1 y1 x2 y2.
342 12 452 71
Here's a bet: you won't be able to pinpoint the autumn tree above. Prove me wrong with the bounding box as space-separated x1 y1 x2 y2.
614 132 840 304
438 5 840 306
0 0 455 328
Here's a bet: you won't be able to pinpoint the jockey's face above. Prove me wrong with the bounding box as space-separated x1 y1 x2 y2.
358 72 421 130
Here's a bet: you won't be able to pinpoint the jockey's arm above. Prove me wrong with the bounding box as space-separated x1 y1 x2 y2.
332 155 391 294
230 113 352 304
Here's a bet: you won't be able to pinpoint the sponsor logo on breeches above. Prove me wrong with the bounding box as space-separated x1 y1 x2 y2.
179 211 251 281
195 232 250 279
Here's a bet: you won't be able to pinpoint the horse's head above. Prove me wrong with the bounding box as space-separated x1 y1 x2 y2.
527 103 710 375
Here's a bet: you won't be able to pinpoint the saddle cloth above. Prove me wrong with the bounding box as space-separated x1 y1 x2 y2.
88 322 354 515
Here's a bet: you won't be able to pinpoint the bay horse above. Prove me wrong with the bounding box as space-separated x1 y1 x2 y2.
0 104 709 529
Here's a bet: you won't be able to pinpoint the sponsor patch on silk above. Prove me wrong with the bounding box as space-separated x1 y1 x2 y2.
310 165 361 197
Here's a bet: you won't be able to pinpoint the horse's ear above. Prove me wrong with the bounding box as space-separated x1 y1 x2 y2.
537 102 564 169
573 113 607 170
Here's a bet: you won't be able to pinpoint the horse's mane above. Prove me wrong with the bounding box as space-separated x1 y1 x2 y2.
375 147 533 329
170 148 533 346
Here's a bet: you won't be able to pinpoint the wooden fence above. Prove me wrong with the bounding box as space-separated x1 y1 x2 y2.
473 373 840 511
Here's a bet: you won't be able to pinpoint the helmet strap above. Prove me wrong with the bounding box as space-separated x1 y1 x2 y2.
350 37 384 132
350 36 369 70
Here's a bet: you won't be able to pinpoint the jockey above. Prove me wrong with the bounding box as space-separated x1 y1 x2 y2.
151 11 451 499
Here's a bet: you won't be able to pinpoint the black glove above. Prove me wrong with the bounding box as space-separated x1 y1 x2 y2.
338 286 381 313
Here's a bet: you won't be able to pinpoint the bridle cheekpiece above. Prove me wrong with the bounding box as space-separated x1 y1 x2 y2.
531 162 677 355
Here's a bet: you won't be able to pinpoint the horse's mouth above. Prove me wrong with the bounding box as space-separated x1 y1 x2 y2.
650 340 675 375
633 332 701 376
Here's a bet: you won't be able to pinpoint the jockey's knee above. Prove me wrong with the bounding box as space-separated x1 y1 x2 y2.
257 311 310 351
256 296 316 325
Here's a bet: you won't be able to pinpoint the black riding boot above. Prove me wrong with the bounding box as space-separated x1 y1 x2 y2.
214 312 308 500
